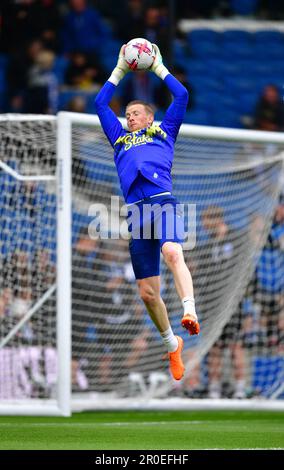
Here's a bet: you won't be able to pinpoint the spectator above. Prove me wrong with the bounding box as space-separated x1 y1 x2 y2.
0 288 12 319
28 0 60 52
254 84 284 132
115 0 145 42
258 0 284 20
64 51 105 90
61 0 108 55
1 1 59 53
174 0 222 19
144 6 169 58
25 49 59 113
7 38 44 113
1 0 38 54
66 95 87 113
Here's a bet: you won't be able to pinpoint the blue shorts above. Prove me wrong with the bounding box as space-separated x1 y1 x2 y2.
127 194 185 280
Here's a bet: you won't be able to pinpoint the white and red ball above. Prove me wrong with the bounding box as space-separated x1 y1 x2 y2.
123 38 156 71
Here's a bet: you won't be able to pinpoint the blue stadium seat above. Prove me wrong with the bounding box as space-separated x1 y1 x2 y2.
220 41 255 59
173 39 190 65
245 61 276 77
211 109 241 128
187 29 220 45
195 90 223 109
236 91 259 115
221 30 253 43
265 60 284 76
223 75 256 93
184 59 208 76
253 30 284 44
187 29 221 58
254 41 284 60
188 75 222 93
196 91 239 114
184 109 210 126
189 40 221 58
229 0 259 15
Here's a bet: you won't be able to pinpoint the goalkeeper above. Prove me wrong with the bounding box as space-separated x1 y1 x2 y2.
95 44 199 381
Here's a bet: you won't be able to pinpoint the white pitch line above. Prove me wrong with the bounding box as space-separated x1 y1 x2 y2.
0 420 205 427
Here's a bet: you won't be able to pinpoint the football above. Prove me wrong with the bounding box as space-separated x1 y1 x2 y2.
123 38 156 71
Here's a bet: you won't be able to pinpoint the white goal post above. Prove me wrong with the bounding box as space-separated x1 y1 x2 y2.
0 112 283 415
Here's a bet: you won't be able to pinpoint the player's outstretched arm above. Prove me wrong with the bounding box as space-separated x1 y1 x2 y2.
150 44 189 140
95 46 129 146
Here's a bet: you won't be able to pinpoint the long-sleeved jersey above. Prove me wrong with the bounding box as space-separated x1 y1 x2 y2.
95 74 189 203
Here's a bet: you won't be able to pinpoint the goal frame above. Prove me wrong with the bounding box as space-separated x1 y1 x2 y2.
0 112 284 415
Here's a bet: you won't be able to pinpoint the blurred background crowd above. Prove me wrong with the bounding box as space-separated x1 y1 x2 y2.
0 0 284 129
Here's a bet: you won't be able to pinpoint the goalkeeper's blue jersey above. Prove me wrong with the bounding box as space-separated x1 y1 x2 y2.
95 74 189 203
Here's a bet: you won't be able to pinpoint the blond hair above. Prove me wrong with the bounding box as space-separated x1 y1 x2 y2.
126 100 155 116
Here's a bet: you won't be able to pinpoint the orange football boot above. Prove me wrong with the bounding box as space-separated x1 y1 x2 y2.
181 314 200 336
168 336 185 380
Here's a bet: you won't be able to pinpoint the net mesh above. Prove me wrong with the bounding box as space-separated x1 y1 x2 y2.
0 115 283 405
70 120 284 400
0 117 57 400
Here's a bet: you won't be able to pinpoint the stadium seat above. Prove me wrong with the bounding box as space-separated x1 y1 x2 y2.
229 0 259 16
184 109 210 126
221 30 253 43
189 40 221 58
187 29 221 58
253 30 284 44
184 59 208 76
254 41 284 60
188 75 222 93
220 41 255 59
195 90 222 109
223 76 256 93
236 91 259 115
196 92 239 115
211 109 241 128
187 29 220 45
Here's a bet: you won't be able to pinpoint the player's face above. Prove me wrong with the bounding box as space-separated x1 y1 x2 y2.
126 104 153 132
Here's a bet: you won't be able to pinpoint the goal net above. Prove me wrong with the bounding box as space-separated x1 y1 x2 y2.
0 112 283 415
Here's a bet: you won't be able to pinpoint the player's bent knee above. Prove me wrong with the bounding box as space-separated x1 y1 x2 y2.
162 242 182 267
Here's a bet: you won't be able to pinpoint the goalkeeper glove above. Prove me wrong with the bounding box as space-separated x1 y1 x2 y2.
108 45 129 86
150 44 170 80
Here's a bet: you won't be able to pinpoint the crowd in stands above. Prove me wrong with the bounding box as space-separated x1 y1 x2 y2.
1 0 284 129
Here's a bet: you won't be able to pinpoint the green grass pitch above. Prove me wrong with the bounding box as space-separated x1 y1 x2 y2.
0 410 283 450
